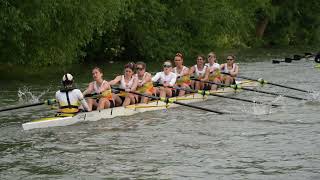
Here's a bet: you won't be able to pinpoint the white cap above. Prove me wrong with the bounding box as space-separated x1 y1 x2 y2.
62 73 73 82
163 61 172 67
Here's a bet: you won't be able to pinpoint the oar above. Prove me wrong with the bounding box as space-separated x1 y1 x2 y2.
191 78 308 101
154 83 279 107
222 72 310 93
0 99 57 113
0 93 99 113
315 52 320 63
112 87 226 114
272 58 292 64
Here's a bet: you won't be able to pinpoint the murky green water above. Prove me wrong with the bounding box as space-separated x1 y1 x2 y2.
0 50 320 179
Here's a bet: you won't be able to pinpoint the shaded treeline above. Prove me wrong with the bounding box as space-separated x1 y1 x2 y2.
0 0 319 66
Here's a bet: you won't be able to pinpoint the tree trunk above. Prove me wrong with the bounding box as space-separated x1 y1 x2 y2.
256 17 269 38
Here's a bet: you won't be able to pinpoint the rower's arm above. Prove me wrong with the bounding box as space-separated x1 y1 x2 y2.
130 77 138 91
188 66 195 76
109 76 121 86
144 72 152 83
151 72 161 82
77 90 90 111
169 73 177 86
83 82 93 96
230 65 239 77
202 68 210 81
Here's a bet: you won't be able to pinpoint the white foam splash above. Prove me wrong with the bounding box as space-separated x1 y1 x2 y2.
17 86 50 104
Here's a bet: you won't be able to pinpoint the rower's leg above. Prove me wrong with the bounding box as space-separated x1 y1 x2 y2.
159 87 166 98
211 78 221 90
165 87 173 97
224 76 232 86
122 94 135 106
195 81 200 90
87 98 95 111
178 84 187 96
97 98 109 110
112 94 122 107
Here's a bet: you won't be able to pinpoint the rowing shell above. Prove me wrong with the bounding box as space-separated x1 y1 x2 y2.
22 81 256 130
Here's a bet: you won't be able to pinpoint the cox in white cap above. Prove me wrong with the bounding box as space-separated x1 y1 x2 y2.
62 73 74 86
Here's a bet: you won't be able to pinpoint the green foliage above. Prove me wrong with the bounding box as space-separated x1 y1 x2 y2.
0 0 319 66
0 0 126 65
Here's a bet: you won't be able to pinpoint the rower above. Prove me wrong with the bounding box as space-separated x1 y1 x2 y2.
189 55 207 90
220 55 239 85
173 52 190 96
204 52 222 90
55 73 90 115
109 62 138 106
134 61 154 103
83 67 118 111
152 61 177 98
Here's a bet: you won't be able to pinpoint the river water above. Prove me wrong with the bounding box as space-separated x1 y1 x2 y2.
0 56 320 179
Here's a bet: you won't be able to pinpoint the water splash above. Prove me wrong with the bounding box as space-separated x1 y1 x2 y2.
240 96 285 115
308 91 320 102
17 86 50 104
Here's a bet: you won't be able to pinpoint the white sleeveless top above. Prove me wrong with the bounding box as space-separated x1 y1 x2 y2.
135 72 147 84
152 72 177 86
194 64 207 77
93 80 107 94
173 66 189 77
119 75 135 89
205 63 220 74
222 63 237 74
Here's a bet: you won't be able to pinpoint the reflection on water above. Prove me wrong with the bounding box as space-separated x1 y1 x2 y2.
1 57 320 179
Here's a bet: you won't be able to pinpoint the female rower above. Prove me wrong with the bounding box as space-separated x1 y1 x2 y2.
83 67 116 111
152 61 177 98
109 62 138 106
134 61 154 103
55 73 90 114
220 55 239 85
204 52 221 90
189 55 207 90
173 52 190 96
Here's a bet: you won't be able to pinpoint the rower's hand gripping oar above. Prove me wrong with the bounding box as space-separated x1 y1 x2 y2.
111 87 226 114
154 83 279 107
222 72 310 93
0 99 57 113
191 78 308 101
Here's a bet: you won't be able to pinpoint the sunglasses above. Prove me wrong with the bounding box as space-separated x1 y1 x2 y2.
227 58 233 61
136 67 144 71
163 65 172 68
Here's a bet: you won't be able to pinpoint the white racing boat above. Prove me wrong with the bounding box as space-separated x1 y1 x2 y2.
22 81 256 130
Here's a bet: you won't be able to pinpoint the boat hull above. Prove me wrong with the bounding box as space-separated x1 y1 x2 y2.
22 82 255 130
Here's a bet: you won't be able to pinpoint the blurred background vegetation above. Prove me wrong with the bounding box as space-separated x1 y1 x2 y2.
0 0 319 66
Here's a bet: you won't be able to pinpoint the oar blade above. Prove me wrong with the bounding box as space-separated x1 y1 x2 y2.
272 60 281 64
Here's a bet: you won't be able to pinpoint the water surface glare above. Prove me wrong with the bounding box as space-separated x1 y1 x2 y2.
0 59 320 179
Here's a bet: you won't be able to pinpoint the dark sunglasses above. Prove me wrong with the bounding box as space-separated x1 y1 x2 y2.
163 65 172 68
227 58 233 61
136 67 144 71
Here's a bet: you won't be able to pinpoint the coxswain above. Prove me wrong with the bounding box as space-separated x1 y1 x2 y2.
55 73 90 115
